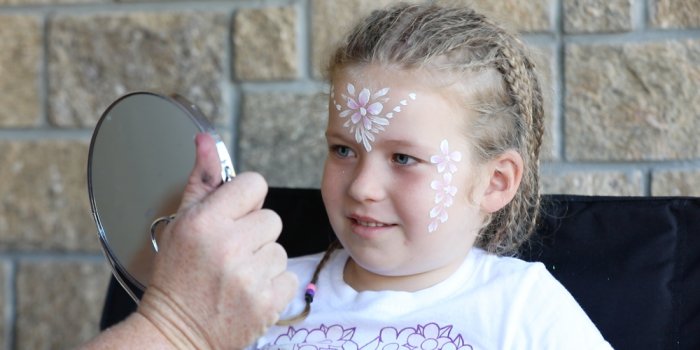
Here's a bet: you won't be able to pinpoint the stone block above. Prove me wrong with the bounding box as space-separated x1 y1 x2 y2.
233 6 298 81
651 170 700 196
0 15 41 127
16 260 110 349
565 40 700 161
649 0 700 29
564 0 632 33
310 0 402 79
238 92 328 188
47 11 228 128
541 170 644 195
0 140 100 252
466 0 552 32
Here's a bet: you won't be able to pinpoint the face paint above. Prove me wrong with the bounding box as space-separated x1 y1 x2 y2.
428 140 462 233
332 83 417 152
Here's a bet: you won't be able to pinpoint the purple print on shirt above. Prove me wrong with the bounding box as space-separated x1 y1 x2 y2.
264 323 473 350
267 324 359 350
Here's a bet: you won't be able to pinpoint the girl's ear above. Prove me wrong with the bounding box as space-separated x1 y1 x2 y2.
480 150 524 213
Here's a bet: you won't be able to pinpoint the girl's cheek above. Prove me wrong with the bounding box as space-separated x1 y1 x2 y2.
323 160 354 191
392 169 436 214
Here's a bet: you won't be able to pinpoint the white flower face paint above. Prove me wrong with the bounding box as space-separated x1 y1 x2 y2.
428 140 462 233
331 83 417 152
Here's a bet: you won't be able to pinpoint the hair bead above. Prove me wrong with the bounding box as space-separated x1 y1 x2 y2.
304 283 317 303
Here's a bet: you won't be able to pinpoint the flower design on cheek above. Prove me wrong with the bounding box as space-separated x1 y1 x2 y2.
431 173 457 207
428 140 462 233
332 83 417 152
431 140 462 173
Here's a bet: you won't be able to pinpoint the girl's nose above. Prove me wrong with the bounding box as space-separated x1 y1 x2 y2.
348 161 386 203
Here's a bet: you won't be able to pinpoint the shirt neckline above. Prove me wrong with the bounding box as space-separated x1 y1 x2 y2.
325 248 482 303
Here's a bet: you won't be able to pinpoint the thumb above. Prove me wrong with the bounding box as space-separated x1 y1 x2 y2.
178 133 225 211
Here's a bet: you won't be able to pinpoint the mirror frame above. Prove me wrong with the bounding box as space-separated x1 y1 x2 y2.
87 91 233 303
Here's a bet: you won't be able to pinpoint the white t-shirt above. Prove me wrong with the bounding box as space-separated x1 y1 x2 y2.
251 248 612 350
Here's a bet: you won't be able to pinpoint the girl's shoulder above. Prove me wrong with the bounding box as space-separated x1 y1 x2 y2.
470 248 548 277
467 248 563 295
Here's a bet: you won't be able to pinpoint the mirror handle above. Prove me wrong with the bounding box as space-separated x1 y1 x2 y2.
149 214 176 253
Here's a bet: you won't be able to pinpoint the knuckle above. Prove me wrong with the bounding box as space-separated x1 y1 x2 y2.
282 272 299 295
182 206 209 234
260 242 287 265
271 242 288 260
269 245 289 269
259 209 283 232
236 172 268 195
229 267 257 289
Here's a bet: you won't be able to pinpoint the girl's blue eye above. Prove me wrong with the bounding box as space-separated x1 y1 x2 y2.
393 153 416 165
332 145 354 158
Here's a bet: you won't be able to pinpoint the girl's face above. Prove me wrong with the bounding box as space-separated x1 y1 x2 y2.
321 66 488 291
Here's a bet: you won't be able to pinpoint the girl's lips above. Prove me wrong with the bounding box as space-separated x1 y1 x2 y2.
349 214 392 227
353 218 391 227
348 215 396 237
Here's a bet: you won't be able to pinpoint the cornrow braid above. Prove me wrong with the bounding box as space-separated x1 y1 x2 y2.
276 240 341 326
474 17 545 254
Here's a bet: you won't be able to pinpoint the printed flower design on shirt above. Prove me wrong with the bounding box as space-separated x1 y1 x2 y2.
428 140 462 233
269 324 359 350
405 324 473 350
263 322 473 350
362 326 415 350
332 83 417 152
361 324 472 350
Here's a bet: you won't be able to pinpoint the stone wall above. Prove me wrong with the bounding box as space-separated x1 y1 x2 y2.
0 0 698 348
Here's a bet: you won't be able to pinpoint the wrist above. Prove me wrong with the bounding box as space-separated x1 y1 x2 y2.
80 311 186 350
137 286 213 350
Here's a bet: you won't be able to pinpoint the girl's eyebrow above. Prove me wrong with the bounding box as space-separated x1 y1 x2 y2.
324 130 352 141
382 138 431 151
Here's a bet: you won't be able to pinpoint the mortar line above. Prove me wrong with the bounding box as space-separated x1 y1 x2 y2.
298 0 313 81
555 0 567 161
631 0 647 31
7 261 16 350
0 129 93 140
40 13 50 129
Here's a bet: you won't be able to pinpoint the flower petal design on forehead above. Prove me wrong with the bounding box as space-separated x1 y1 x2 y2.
429 140 462 233
331 83 417 152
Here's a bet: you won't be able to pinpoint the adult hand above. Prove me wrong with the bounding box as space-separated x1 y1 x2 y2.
135 133 298 349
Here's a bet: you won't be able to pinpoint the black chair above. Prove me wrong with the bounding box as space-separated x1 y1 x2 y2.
99 188 700 350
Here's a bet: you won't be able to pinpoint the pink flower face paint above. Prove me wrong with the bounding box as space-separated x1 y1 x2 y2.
331 83 417 152
428 140 462 233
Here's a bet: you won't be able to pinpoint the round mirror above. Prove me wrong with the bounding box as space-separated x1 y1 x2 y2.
87 91 234 303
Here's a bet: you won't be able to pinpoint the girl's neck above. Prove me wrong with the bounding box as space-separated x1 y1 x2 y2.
342 254 467 292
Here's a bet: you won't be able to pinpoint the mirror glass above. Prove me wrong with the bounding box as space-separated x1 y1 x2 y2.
87 91 234 302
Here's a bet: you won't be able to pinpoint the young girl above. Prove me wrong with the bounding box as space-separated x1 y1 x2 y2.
253 3 611 349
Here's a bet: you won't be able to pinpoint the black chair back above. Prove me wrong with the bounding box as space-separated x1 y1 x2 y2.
100 189 700 350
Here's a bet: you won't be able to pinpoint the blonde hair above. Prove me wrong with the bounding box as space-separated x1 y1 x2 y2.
278 1 545 325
